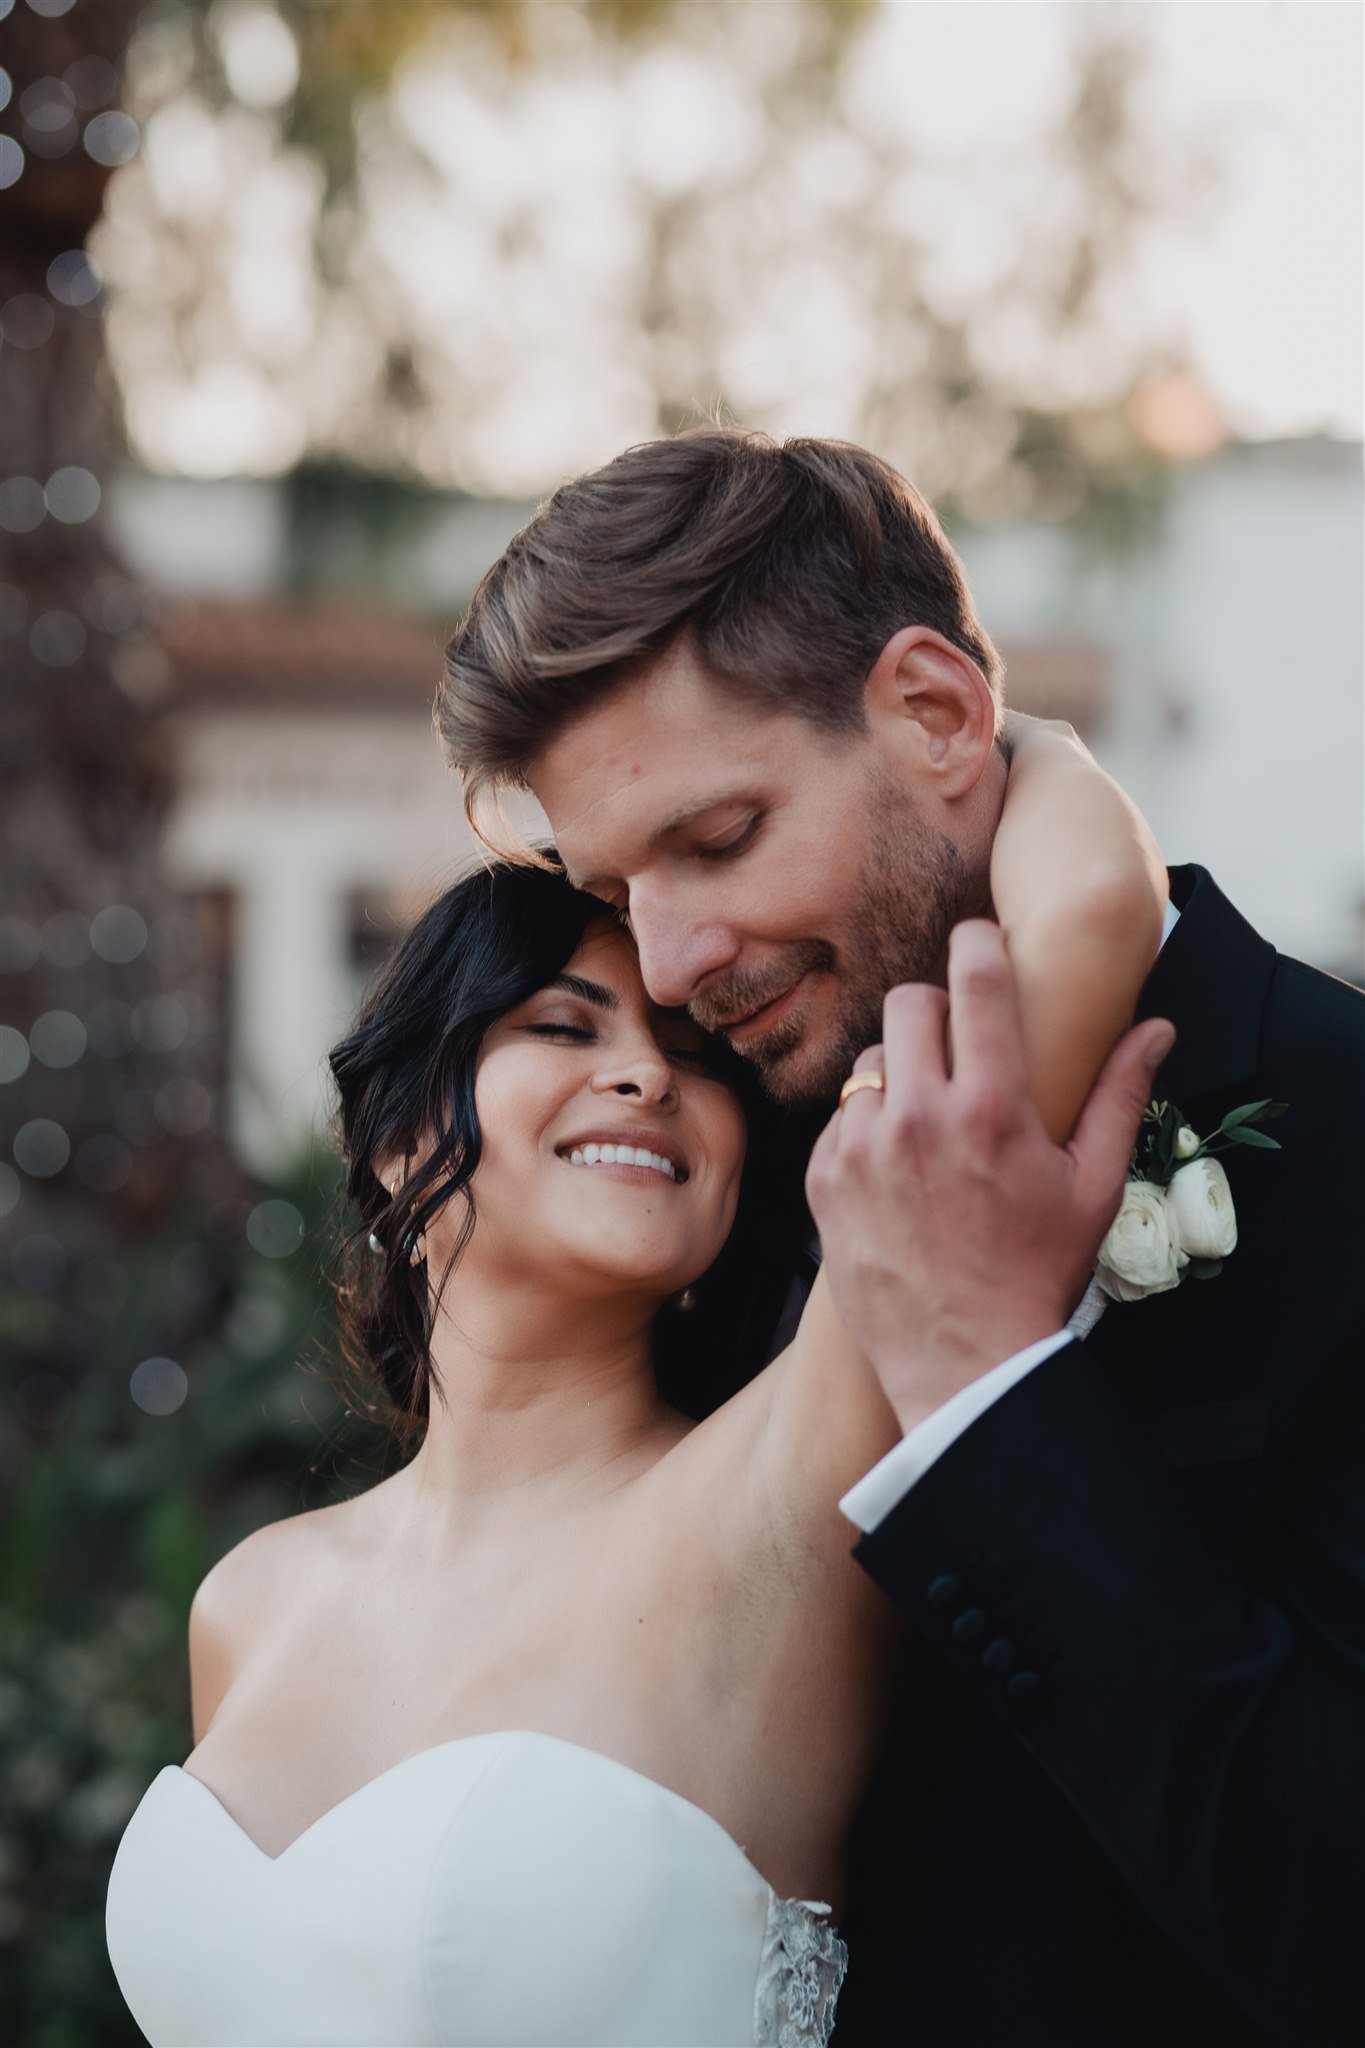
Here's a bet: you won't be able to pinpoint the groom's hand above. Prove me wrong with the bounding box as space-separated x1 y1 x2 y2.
805 921 1175 1436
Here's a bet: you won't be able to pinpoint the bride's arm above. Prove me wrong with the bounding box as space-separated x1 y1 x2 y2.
993 713 1167 1141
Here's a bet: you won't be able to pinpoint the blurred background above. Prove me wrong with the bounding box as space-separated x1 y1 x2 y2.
1 1 1361 2038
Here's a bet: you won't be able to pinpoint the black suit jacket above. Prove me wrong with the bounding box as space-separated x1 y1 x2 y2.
833 866 1365 2048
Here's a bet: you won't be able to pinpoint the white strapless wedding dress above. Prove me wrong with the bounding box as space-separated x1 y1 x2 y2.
105 1728 847 2046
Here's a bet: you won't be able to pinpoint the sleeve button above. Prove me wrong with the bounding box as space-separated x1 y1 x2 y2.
981 1637 1015 1676
951 1606 988 1645
926 1574 963 1612
1005 1669 1044 1708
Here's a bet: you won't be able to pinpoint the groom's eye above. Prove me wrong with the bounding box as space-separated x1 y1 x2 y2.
696 815 761 862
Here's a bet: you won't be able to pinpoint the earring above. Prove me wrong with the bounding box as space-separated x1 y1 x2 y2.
370 1176 398 1256
674 1284 697 1311
392 1176 427 1267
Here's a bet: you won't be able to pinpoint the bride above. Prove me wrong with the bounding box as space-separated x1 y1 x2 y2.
105 735 1163 2047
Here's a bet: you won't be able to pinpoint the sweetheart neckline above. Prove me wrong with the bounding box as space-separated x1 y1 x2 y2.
174 1728 818 1907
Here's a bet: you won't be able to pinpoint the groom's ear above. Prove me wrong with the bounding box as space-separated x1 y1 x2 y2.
863 626 999 798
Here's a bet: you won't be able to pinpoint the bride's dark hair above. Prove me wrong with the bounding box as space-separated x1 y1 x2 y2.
328 857 806 1450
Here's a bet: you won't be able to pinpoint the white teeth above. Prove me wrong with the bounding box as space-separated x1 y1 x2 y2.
559 1144 679 1180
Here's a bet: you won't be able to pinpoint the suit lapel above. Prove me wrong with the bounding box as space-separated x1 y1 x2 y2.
1134 865 1275 1106
1081 869 1281 1535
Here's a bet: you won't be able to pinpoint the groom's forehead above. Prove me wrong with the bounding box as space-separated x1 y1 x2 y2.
533 672 793 811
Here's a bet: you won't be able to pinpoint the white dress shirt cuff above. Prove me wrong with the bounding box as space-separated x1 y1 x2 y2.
839 1329 1075 1534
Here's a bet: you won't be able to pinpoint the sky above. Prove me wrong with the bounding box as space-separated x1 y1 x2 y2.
843 0 1363 443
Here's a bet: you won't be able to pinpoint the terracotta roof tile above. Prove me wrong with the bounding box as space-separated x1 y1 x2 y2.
161 599 445 709
160 600 1108 731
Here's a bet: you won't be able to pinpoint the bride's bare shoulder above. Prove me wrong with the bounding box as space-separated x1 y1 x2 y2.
187 1493 374 1737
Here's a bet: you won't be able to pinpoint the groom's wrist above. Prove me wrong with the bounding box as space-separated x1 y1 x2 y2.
841 1328 1075 1530
874 1307 1069 1435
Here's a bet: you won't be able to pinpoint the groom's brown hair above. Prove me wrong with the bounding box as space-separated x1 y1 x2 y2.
438 426 1002 822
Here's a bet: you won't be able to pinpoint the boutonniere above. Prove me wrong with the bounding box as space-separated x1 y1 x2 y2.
1096 1097 1287 1303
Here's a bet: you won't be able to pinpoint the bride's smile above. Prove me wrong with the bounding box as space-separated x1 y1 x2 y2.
447 919 747 1310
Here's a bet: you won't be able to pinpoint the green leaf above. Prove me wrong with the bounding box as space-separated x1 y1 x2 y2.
1186 1258 1224 1281
1155 1103 1185 1176
1224 1125 1281 1149
1257 1102 1290 1122
1219 1099 1273 1131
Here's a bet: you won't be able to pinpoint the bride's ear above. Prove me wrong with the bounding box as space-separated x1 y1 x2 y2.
370 1150 403 1198
372 1129 439 1196
863 625 998 798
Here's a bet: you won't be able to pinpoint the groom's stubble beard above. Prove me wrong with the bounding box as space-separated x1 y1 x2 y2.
691 773 980 1107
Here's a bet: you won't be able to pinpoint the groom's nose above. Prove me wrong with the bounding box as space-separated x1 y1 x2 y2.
630 896 741 1009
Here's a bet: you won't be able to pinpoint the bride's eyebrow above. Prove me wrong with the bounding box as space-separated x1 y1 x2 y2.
540 973 618 1011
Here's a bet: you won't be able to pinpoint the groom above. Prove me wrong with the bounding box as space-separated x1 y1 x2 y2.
438 428 1364 2047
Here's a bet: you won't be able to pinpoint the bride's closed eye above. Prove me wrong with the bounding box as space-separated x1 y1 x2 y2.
523 1021 595 1042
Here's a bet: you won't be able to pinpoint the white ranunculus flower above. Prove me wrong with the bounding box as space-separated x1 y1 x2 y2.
1096 1179 1187 1302
1164 1156 1238 1260
1174 1125 1201 1159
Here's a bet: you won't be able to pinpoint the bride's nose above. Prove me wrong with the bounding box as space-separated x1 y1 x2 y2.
590 1033 679 1109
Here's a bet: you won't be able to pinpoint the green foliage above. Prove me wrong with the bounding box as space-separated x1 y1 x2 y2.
0 1159 399 2048
1133 1096 1287 1186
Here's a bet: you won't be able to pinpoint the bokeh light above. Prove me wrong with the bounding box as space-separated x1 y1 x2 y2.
29 610 87 667
214 2 299 112
65 55 118 112
90 905 148 964
0 1025 31 1083
45 466 102 524
28 1010 87 1069
128 1357 188 1416
0 292 54 347
83 110 139 167
0 476 45 532
245 1198 304 1259
47 247 102 306
12 1119 71 1179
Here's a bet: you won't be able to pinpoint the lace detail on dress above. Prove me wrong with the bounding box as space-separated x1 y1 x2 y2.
752 1894 848 2047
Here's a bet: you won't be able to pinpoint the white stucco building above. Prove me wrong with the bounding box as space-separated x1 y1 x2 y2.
957 436 1364 975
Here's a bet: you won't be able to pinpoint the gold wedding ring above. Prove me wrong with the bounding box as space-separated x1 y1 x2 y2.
838 1072 886 1108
